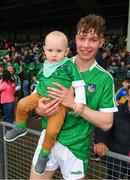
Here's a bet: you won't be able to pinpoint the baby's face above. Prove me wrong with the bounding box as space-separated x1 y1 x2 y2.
44 35 69 63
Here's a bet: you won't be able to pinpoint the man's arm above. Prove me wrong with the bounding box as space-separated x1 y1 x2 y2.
47 82 114 131
80 106 113 131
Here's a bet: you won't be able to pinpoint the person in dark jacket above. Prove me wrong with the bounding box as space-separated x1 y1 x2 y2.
94 85 130 179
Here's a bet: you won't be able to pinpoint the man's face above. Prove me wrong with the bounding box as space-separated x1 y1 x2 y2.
76 30 104 62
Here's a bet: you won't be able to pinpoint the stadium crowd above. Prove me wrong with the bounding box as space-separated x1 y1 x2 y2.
0 34 129 122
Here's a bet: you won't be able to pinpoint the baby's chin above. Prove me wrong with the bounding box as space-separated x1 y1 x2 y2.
49 59 60 63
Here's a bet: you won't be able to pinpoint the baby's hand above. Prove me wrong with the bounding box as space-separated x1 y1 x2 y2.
74 103 84 115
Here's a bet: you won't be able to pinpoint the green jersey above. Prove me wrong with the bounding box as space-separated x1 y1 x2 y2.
36 58 84 97
13 62 22 75
42 59 117 160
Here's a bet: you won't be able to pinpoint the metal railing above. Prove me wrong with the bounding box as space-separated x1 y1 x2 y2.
88 152 130 179
0 121 130 179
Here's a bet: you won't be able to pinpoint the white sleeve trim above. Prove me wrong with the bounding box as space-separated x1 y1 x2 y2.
72 80 85 87
99 107 118 112
73 83 86 104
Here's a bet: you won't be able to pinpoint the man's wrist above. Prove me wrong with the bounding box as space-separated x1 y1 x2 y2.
79 104 85 115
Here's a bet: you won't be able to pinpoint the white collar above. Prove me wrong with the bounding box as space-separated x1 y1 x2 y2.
72 56 97 71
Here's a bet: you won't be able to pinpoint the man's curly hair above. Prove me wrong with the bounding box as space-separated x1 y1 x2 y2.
77 14 106 37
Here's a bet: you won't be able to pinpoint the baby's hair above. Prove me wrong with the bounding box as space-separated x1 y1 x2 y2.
45 31 68 47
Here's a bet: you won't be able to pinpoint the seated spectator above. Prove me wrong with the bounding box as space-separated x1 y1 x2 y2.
94 86 130 179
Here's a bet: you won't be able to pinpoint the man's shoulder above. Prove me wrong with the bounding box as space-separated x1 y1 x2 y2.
95 64 112 76
93 64 114 83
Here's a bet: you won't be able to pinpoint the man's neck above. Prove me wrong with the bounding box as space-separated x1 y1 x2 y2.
75 55 95 72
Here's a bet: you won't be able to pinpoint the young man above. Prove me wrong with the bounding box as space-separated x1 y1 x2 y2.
30 14 118 179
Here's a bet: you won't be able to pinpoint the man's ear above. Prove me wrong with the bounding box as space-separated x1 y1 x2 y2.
65 47 70 56
99 38 105 48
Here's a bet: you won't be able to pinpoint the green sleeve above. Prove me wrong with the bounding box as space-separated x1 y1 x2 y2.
98 76 116 110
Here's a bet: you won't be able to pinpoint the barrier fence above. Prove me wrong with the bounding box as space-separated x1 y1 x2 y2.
0 121 130 179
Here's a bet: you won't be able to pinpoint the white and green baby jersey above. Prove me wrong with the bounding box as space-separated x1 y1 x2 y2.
42 58 117 160
36 57 86 104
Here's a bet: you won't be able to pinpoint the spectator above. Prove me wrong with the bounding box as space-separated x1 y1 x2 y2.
107 60 119 78
12 52 23 77
7 65 21 100
116 78 130 105
94 86 130 179
0 70 15 124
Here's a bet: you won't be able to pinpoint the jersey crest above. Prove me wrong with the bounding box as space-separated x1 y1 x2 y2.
87 83 96 93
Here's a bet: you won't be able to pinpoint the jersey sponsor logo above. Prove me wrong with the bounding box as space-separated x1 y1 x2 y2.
71 171 82 175
87 83 96 93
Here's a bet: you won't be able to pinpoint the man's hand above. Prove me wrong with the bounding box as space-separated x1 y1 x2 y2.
47 82 75 109
35 97 61 117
